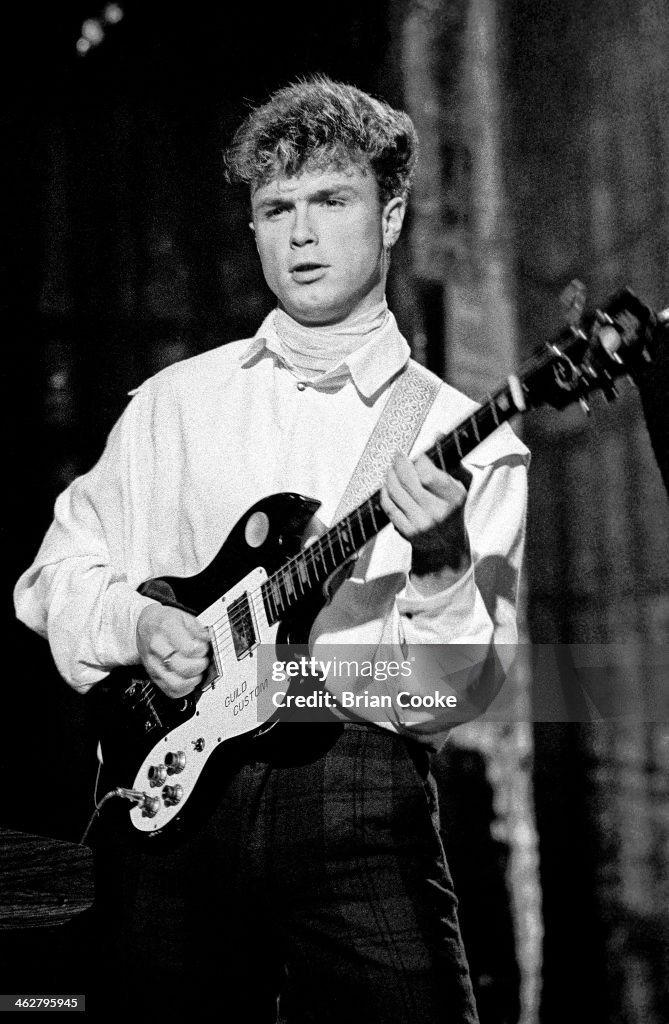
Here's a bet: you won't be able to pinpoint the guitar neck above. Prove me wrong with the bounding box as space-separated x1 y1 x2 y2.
260 376 524 625
260 286 656 625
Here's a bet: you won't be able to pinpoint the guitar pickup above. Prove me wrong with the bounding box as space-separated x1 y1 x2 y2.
227 591 259 660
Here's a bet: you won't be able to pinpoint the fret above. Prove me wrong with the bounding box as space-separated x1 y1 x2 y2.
315 539 332 576
290 561 304 599
311 543 326 580
297 556 309 589
351 508 368 547
336 521 354 557
257 366 531 631
325 528 337 568
302 547 316 586
280 570 293 606
283 564 296 599
271 575 284 612
361 502 378 543
354 506 364 541
263 582 278 623
507 374 526 411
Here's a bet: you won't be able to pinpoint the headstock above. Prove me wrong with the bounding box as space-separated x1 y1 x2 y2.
521 285 662 415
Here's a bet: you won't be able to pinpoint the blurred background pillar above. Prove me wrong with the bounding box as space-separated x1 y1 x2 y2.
400 2 541 1022
502 1 669 1022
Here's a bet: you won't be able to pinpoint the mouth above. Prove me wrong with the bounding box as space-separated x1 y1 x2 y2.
290 262 328 281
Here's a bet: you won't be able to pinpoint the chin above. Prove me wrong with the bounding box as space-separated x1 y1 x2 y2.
284 300 343 328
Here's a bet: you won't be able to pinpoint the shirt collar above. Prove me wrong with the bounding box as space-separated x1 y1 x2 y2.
239 310 411 399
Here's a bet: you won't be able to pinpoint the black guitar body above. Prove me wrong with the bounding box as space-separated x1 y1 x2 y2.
94 492 328 843
88 285 659 843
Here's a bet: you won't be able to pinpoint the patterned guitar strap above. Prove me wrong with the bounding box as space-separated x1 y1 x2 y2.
137 364 440 616
332 360 441 522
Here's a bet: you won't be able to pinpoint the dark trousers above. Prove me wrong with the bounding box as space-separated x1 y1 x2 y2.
92 722 479 1023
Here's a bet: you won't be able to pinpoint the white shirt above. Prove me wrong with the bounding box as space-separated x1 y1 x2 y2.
14 311 529 748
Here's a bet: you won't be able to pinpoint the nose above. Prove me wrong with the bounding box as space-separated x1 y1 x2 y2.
290 205 317 247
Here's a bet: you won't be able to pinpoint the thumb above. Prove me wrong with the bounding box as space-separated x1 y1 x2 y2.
180 611 210 642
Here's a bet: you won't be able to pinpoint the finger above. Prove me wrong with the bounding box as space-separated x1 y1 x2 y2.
149 670 201 699
390 452 428 506
174 655 210 680
153 643 207 674
386 457 456 531
389 453 459 515
167 612 209 646
153 644 209 677
180 636 211 659
413 455 467 506
380 482 420 537
183 616 210 643
163 677 202 699
156 627 210 663
384 460 432 528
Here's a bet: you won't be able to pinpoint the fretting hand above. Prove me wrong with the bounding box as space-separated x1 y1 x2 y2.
380 452 471 593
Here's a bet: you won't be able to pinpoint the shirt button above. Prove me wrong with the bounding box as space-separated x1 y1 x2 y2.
296 381 306 391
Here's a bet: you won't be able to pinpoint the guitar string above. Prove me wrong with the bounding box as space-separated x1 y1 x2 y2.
142 399 518 686
178 337 596 643
218 375 531 637
126 334 622 712
147 377 538 681
128 379 539 710
208 498 380 636
217 415 467 634
174 395 514 657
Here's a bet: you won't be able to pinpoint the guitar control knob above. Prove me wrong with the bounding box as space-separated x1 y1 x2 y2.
162 785 183 807
165 750 186 774
141 795 161 818
192 738 205 753
147 764 167 787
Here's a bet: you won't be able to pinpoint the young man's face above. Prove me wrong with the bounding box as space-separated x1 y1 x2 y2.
250 163 405 327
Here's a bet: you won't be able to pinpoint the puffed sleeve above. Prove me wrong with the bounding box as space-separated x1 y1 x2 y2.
13 386 163 692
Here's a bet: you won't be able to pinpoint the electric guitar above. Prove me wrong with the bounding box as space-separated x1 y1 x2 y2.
96 287 661 840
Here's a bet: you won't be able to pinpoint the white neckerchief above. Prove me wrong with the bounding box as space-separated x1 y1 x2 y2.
273 300 390 378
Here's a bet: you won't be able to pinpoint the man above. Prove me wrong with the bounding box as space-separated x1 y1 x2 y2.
15 76 528 1021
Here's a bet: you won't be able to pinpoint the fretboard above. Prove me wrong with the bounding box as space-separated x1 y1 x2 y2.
260 377 524 625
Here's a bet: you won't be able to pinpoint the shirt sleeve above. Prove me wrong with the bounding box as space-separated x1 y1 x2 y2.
13 387 161 692
311 428 529 747
392 450 528 737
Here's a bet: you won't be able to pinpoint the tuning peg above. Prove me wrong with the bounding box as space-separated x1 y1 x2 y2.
561 279 587 327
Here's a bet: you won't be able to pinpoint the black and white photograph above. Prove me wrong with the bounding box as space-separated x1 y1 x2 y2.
2 2 668 1020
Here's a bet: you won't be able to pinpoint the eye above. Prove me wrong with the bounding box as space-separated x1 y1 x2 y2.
265 206 287 219
324 198 344 208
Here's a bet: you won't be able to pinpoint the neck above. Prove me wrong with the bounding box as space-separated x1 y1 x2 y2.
273 300 390 377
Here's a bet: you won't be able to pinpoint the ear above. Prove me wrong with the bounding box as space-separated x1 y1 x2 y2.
249 220 259 252
381 196 406 249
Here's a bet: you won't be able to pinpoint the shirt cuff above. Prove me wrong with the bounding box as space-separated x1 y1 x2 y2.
397 565 487 643
100 582 159 667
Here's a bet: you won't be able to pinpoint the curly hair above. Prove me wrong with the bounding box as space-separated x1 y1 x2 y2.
225 75 419 205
